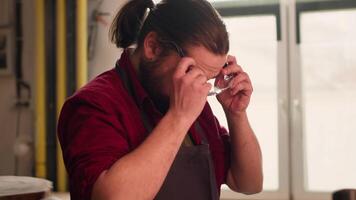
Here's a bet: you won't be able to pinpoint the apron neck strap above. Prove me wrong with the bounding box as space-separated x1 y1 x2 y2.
115 63 154 132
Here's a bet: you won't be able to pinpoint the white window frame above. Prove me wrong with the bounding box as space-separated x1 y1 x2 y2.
288 0 356 200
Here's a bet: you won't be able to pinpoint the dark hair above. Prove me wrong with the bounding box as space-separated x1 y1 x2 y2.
110 0 229 55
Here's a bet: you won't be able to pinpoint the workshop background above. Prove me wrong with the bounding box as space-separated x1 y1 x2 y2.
0 0 355 199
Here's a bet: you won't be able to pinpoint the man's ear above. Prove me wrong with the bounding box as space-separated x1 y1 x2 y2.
143 31 162 61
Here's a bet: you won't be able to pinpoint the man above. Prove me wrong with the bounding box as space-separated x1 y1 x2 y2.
58 0 263 199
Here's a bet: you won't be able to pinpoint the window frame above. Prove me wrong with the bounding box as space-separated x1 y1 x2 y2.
289 1 356 200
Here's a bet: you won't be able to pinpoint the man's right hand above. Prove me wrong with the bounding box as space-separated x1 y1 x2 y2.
168 57 212 124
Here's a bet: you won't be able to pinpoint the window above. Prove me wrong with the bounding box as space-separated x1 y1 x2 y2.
293 3 356 198
207 0 356 199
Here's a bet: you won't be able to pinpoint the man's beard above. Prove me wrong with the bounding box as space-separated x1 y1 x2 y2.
139 58 170 114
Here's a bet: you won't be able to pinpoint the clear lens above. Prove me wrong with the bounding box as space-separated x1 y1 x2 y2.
207 74 234 96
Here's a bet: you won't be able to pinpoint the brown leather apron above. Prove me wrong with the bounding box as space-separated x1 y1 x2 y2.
116 64 219 200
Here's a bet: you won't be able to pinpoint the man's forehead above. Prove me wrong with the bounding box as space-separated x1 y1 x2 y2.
186 46 227 77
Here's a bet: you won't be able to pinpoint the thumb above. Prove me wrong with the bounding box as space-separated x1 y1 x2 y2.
174 57 196 77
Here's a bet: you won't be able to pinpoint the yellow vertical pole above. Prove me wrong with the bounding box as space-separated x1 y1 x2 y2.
35 0 46 178
76 0 88 88
56 0 67 191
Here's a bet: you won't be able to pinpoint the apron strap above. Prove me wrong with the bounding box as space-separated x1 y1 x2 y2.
194 122 209 145
115 63 134 98
115 64 154 132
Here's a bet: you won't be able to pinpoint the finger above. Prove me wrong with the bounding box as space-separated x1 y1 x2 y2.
194 74 208 85
174 57 196 77
221 66 242 77
244 72 252 84
202 82 212 94
229 72 249 87
226 55 241 69
222 56 243 75
186 66 206 79
227 55 237 64
230 81 253 96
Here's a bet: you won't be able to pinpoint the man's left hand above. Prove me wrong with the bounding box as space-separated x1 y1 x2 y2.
217 55 253 114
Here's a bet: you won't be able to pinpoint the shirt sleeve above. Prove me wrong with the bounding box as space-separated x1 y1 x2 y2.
58 96 130 200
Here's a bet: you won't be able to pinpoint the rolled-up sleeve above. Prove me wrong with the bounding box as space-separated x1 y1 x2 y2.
58 96 129 200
